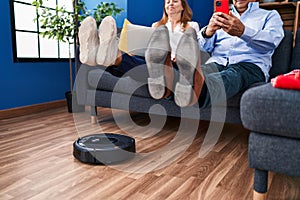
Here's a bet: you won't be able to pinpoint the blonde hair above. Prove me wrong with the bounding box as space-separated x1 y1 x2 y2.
154 0 193 31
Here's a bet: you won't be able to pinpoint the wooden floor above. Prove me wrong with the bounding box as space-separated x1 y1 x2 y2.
0 107 300 200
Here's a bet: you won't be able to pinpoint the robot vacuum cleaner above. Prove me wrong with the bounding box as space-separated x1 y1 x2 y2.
73 133 135 164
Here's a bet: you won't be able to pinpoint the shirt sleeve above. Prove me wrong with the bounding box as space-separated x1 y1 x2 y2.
189 21 200 32
197 26 216 53
240 10 284 53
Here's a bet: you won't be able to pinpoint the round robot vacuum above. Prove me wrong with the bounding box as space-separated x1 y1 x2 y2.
73 133 135 164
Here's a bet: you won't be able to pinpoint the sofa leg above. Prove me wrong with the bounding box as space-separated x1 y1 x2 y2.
91 116 97 124
253 190 267 200
90 106 97 124
253 169 268 200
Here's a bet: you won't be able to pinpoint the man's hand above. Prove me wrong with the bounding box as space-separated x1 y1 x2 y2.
205 13 223 37
207 11 245 37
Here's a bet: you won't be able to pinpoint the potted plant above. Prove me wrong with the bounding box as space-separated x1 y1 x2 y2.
32 0 123 112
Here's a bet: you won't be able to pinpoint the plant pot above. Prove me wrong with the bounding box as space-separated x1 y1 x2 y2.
65 91 85 113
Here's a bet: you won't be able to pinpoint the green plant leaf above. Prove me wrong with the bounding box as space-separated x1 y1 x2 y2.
32 0 123 58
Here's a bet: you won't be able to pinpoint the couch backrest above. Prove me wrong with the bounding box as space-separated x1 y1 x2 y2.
269 29 293 80
75 28 296 79
291 28 300 70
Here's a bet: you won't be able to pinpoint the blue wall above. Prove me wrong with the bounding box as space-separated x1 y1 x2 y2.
191 0 214 28
127 0 163 26
127 0 213 27
84 0 213 28
1 0 70 110
1 0 213 110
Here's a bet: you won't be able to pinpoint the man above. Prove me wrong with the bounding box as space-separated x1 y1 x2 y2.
197 0 284 107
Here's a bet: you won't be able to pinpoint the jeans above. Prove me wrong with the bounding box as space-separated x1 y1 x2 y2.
200 62 265 108
106 53 148 82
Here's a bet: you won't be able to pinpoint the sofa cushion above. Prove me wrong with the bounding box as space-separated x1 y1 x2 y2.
241 83 300 139
291 28 300 70
88 67 247 108
88 68 151 98
269 29 293 80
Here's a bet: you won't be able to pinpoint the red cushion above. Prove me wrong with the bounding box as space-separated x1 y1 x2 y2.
271 70 300 90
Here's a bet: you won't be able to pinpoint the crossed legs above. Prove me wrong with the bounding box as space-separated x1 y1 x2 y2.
145 25 204 107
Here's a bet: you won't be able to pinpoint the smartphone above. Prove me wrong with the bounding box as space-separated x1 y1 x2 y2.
215 0 229 14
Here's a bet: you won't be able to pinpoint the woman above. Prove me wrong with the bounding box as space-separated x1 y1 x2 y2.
78 0 203 107
151 0 199 62
145 0 203 106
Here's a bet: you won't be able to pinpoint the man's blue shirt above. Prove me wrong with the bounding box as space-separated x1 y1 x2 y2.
198 2 284 81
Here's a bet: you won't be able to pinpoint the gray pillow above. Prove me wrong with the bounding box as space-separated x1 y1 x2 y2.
269 29 293 80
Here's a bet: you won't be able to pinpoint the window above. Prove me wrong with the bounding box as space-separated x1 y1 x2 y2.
10 0 75 62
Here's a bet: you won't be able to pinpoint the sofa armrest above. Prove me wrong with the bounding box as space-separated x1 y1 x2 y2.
241 83 300 138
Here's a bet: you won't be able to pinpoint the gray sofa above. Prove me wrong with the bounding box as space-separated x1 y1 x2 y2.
241 28 300 200
75 29 294 124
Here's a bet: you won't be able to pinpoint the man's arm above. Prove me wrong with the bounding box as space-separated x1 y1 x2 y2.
213 11 284 52
239 11 284 52
197 12 223 53
197 12 238 53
